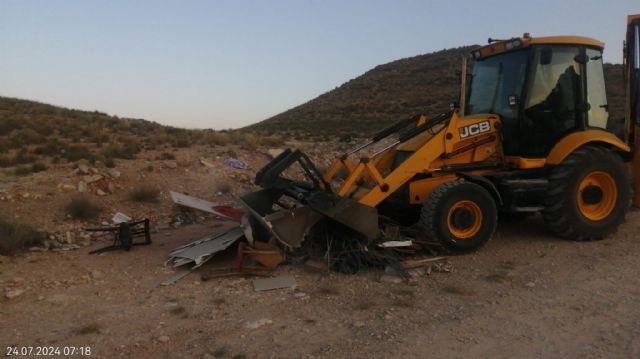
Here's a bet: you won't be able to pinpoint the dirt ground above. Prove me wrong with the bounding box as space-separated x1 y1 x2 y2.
1 208 639 359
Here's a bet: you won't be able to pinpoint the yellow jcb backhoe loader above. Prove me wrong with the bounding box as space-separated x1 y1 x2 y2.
240 15 640 254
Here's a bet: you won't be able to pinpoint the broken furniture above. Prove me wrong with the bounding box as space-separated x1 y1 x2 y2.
86 218 151 255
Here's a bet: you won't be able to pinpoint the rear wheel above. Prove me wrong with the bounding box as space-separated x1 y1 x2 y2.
421 180 498 253
543 145 630 240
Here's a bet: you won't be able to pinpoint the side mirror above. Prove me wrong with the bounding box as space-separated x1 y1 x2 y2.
540 48 553 65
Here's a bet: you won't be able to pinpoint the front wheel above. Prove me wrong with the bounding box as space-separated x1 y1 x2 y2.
420 180 498 253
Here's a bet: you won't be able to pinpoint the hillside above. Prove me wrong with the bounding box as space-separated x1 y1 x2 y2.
250 47 626 136
0 97 280 173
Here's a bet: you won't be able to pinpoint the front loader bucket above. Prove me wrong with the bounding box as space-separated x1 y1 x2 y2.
239 189 379 248
239 189 324 248
239 147 380 248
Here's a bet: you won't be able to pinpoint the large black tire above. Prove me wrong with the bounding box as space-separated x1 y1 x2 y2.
543 145 630 240
421 180 498 253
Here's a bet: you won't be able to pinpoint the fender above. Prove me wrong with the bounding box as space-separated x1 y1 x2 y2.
457 173 503 206
546 130 631 165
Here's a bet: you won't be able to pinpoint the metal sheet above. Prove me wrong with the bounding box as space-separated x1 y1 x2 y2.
160 269 192 286
238 190 322 248
168 226 244 268
170 191 233 219
252 275 296 291
169 225 239 255
306 192 379 239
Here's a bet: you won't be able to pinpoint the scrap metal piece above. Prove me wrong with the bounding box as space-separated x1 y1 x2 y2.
167 226 244 268
378 240 413 248
252 275 296 291
237 242 285 270
238 190 323 248
402 256 448 269
112 212 132 224
170 191 234 220
160 269 193 286
200 266 272 281
305 192 379 240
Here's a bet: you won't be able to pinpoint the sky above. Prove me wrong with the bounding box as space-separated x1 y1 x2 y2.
0 0 638 129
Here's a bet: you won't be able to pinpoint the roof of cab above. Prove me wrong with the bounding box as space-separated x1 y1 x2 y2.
472 35 604 59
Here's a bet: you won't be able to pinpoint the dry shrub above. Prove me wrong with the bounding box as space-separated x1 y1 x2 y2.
208 131 231 146
258 134 283 147
129 186 160 203
13 162 47 176
0 217 46 255
232 132 259 150
65 197 102 220
213 180 232 194
159 152 176 160
65 144 94 162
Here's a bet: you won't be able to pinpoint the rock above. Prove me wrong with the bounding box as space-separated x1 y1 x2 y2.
11 277 25 286
76 164 91 175
22 193 30 199
107 169 121 179
164 161 178 169
83 174 104 184
354 321 366 328
525 281 536 288
5 288 24 299
59 183 76 191
157 335 170 343
90 270 105 280
379 275 404 284
78 181 87 193
245 318 272 329
294 292 308 299
65 231 74 244
96 189 107 196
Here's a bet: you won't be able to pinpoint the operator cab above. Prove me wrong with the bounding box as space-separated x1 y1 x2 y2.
464 35 610 157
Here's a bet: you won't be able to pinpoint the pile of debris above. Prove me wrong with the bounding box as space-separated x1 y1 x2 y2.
161 190 449 286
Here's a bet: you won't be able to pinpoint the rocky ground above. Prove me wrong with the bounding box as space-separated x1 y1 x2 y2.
0 142 341 251
0 145 639 359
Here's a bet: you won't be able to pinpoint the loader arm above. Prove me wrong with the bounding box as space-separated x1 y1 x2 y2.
352 111 502 207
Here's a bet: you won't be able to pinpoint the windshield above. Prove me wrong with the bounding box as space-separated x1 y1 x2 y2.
466 49 529 117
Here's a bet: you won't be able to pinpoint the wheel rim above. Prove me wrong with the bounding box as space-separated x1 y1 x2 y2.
447 200 483 238
577 171 617 221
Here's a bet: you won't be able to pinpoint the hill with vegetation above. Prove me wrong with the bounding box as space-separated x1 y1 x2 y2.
0 97 280 175
250 46 626 137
